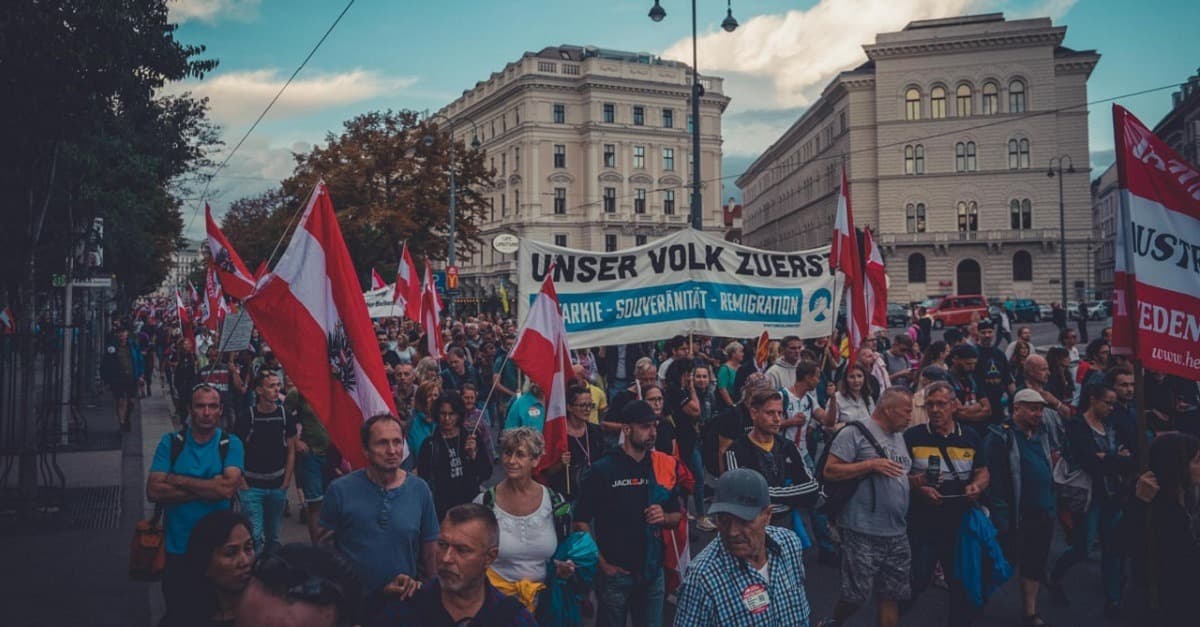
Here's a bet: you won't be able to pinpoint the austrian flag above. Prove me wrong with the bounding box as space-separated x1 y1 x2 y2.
206 204 257 300
243 183 400 469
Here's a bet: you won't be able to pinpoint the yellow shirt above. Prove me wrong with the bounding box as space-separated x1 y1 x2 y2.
751 436 775 453
586 382 608 425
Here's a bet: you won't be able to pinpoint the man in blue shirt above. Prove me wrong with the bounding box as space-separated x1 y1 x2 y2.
504 383 545 432
147 383 245 620
320 414 440 616
675 468 811 627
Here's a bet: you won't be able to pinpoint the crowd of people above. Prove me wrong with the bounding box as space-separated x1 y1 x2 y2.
117 299 1200 626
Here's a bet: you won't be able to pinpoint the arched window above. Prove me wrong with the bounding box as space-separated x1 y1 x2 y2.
931 86 947 119
905 145 914 175
956 142 967 172
982 82 999 115
914 144 925 174
1008 139 1031 169
1018 139 1030 168
905 88 921 120
1009 79 1026 113
957 200 978 233
1012 250 1033 281
908 253 927 283
905 203 927 233
966 141 977 171
956 84 972 116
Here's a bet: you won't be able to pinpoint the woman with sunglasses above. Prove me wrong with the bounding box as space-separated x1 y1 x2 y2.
543 385 607 501
169 510 254 627
416 392 492 519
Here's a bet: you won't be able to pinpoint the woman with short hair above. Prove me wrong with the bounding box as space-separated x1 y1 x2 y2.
541 385 606 501
416 392 491 519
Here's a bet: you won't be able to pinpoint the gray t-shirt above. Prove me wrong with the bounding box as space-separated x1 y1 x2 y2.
828 419 912 537
883 351 912 386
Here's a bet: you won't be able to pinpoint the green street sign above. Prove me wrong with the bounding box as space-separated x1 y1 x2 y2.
51 274 67 287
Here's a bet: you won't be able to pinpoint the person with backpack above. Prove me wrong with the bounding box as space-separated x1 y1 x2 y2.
147 383 245 623
233 369 297 554
815 387 913 627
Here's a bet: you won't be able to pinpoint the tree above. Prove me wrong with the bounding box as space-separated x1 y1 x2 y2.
220 188 290 272
277 110 495 282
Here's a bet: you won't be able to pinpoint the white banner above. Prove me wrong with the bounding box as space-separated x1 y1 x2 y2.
517 229 836 348
364 285 403 319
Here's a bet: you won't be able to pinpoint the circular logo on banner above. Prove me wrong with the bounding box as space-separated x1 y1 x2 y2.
741 583 770 614
492 234 520 254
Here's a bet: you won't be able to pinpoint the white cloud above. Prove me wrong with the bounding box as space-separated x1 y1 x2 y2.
169 0 262 24
168 69 418 125
662 0 982 110
1011 0 1078 20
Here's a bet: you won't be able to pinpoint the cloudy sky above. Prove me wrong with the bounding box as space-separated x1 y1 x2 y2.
168 0 1198 240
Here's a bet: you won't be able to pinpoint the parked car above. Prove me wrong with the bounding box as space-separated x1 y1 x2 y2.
1067 301 1083 321
886 303 909 328
1005 298 1041 322
922 294 988 329
1038 303 1053 320
1086 301 1110 320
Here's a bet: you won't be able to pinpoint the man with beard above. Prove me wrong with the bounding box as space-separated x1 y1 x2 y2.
972 320 1013 426
949 344 991 430
366 504 535 626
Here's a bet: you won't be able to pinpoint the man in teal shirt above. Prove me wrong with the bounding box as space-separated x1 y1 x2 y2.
504 383 545 432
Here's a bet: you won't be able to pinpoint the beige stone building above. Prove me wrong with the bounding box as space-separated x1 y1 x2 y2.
738 13 1100 304
437 45 730 303
1091 163 1118 300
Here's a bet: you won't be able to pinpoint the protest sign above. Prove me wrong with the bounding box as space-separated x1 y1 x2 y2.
216 309 254 353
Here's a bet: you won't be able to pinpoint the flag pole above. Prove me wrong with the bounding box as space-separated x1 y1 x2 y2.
467 289 540 439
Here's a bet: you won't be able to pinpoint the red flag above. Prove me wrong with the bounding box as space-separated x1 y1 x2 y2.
394 242 420 322
206 204 257 300
176 290 194 339
863 228 888 336
420 263 444 360
1111 105 1200 380
254 261 269 280
370 268 386 291
243 183 401 469
189 282 201 306
509 271 575 478
754 330 771 371
832 167 867 364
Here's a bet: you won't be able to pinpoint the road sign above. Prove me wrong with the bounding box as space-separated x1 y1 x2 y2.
51 274 67 287
432 271 447 295
447 265 459 289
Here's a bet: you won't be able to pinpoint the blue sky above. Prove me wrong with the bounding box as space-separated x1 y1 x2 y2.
170 0 1198 239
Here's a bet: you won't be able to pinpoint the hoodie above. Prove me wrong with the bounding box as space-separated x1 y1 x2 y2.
765 358 798 389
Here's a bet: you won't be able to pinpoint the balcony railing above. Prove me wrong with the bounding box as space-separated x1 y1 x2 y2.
879 228 1097 246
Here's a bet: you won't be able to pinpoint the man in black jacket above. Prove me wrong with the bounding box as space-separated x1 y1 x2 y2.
722 388 820 527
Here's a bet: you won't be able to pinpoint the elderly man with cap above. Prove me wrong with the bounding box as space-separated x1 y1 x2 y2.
674 468 811 626
982 389 1057 627
573 400 682 627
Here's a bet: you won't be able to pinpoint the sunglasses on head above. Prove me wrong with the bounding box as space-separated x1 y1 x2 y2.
252 551 346 606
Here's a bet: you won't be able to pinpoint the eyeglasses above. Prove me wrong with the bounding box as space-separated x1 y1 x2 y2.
573 403 596 410
252 551 346 607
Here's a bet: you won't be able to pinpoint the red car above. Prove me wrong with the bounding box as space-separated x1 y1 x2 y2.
922 294 987 329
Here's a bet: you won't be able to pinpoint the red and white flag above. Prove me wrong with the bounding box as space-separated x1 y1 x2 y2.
200 265 225 331
420 263 444 360
370 268 387 291
863 228 888 336
0 306 14 333
832 167 868 363
509 271 575 479
394 242 420 322
175 290 194 339
243 183 401 469
206 204 257 300
189 282 201 307
1111 105 1200 380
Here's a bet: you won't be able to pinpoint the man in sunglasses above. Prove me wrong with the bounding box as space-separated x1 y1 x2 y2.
235 543 361 627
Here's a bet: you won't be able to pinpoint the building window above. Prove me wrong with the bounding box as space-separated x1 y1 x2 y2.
500 193 506 217
603 103 615 123
603 187 616 213
912 145 925 174
1010 198 1032 230
514 189 519 213
553 103 565 124
908 253 927 283
905 88 921 120
1009 79 1026 113
839 110 848 134
603 144 616 168
905 146 914 174
906 202 926 233
501 153 506 175
633 106 645 126
633 145 645 169
605 234 617 252
1012 250 1033 281
956 84 972 117
554 144 566 168
515 107 520 124
634 189 646 214
664 190 675 215
1008 139 1030 169
554 188 566 214
982 82 998 115
514 147 520 171
955 141 977 172
636 234 648 246
931 86 947 119
663 109 674 128
957 200 979 233
554 234 567 247
663 147 675 171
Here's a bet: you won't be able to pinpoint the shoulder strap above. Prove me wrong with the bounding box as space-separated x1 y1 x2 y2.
218 431 230 466
482 486 496 509
845 420 888 458
548 488 572 542
936 442 968 482
169 429 187 472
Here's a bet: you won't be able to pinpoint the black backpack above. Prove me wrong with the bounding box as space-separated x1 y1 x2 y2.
169 428 231 468
814 421 887 521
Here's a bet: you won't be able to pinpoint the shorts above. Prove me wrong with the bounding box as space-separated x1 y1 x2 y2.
296 451 327 503
840 528 912 604
1001 511 1054 581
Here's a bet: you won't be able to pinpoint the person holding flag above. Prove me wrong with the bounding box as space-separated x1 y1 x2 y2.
831 167 867 367
394 242 420 323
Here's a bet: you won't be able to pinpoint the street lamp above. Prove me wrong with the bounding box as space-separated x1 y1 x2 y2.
649 0 738 231
1047 154 1075 308
424 113 481 321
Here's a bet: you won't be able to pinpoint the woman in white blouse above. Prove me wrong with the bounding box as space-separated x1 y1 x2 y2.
827 363 876 424
475 427 574 613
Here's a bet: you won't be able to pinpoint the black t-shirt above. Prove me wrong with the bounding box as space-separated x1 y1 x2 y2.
574 448 680 574
715 404 753 443
381 349 402 368
233 404 297 489
973 346 1012 424
546 422 607 500
665 387 698 459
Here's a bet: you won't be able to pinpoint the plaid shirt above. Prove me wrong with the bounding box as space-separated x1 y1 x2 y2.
674 526 810 627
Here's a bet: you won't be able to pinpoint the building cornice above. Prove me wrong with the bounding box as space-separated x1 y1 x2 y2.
864 28 1066 60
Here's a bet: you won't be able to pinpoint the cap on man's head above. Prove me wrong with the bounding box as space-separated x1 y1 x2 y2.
950 344 978 360
920 365 951 383
708 468 769 521
1013 388 1048 405
621 400 657 424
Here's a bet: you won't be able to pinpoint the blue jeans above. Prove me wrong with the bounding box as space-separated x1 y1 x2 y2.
240 487 288 553
1051 496 1124 604
597 569 665 627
